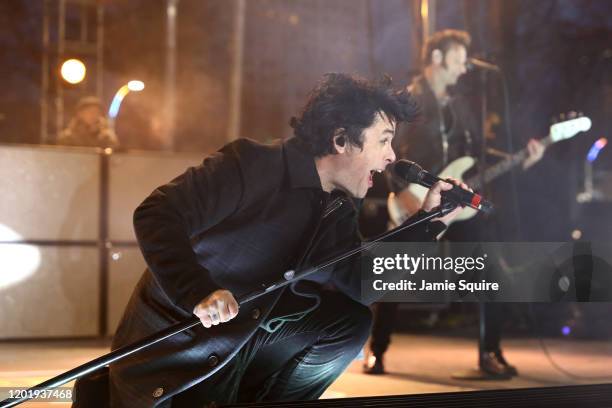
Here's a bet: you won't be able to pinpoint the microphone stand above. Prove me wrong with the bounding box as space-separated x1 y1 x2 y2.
477 65 492 373
0 201 457 408
473 59 517 375
478 67 489 210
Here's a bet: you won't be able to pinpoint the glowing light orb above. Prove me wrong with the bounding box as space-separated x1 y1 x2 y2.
60 59 87 84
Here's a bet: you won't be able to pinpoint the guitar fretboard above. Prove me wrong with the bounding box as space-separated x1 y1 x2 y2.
466 135 553 189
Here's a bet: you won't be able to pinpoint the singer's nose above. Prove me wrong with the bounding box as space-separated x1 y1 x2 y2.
386 145 396 164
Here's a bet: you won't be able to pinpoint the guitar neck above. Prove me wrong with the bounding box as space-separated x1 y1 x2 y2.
466 135 552 189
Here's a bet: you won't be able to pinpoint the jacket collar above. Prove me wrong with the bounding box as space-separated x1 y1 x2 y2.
282 137 356 215
283 137 323 190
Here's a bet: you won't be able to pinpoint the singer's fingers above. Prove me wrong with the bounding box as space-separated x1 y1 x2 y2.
199 314 212 328
216 298 230 323
438 177 473 193
459 182 473 192
208 306 221 325
431 180 452 193
443 177 463 188
228 299 239 319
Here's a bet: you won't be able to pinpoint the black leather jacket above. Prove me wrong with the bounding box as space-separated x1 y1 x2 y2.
109 137 442 407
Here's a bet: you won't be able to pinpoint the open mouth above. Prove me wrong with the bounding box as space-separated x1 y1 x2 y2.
368 169 383 187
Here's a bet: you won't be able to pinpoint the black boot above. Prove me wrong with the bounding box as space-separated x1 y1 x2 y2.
492 349 518 376
479 350 517 378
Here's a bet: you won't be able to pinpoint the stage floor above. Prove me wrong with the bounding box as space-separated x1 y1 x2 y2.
1 334 611 407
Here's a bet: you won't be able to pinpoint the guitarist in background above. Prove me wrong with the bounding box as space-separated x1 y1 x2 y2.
363 29 545 378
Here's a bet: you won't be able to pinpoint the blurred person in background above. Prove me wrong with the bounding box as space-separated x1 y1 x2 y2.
57 96 119 148
364 29 544 379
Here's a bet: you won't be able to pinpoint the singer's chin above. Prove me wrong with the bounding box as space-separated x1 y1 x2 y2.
355 189 368 200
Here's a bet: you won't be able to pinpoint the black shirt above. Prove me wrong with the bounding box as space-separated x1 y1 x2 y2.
391 75 480 193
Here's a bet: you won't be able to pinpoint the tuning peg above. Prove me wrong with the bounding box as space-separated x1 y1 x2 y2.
560 113 566 121
568 111 577 119
579 111 584 117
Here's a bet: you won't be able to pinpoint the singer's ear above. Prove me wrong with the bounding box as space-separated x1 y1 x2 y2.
431 49 443 66
332 129 347 153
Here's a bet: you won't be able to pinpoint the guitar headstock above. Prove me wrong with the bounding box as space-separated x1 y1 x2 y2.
550 113 592 143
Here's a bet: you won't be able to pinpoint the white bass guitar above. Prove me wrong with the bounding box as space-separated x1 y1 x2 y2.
388 116 592 226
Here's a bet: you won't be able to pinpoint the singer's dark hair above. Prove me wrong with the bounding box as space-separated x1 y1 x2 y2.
289 73 419 157
422 29 471 65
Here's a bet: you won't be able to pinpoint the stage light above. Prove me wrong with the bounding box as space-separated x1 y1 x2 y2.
108 80 145 123
420 0 429 21
60 58 86 84
0 224 41 290
127 80 145 92
587 137 608 163
561 326 571 336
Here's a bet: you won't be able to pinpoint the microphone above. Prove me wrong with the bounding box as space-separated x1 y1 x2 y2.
392 160 494 214
467 57 500 72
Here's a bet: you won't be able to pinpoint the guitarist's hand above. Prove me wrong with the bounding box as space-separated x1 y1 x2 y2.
522 138 545 170
193 289 239 328
421 177 471 226
397 189 423 217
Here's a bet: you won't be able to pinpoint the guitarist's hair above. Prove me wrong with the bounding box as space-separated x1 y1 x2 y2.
422 29 471 66
289 73 419 157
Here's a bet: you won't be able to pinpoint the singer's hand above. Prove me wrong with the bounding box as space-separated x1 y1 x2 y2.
421 177 471 225
193 289 239 328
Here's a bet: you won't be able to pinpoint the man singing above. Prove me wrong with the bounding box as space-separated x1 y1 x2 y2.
87 73 464 407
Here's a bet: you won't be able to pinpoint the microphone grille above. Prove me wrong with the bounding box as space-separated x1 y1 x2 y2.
392 160 423 183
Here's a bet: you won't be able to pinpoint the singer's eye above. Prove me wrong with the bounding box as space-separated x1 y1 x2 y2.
380 138 390 145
